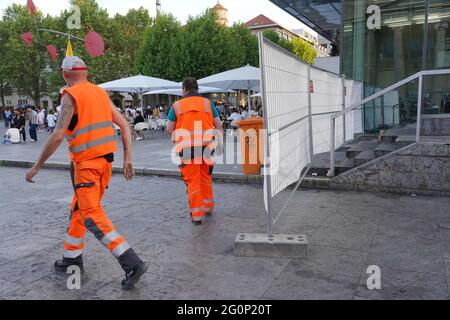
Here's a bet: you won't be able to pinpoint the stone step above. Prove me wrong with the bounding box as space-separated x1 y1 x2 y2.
335 158 355 175
381 128 416 144
395 135 416 148
374 143 397 157
346 140 379 158
354 151 376 166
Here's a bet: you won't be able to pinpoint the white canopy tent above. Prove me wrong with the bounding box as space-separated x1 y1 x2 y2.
198 64 260 114
98 75 179 108
144 86 235 97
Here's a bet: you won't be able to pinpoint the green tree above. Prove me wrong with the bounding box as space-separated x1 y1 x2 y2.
1 4 57 106
171 9 241 81
229 23 259 67
134 14 181 80
292 37 317 64
263 29 316 64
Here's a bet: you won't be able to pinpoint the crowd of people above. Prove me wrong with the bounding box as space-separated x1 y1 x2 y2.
2 106 59 144
2 97 262 145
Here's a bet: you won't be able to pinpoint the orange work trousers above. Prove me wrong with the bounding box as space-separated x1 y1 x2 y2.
179 161 214 219
64 157 141 273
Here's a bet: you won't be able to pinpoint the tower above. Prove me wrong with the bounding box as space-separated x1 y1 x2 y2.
156 0 161 18
213 1 228 26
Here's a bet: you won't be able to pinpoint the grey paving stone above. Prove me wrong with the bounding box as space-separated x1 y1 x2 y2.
297 245 369 279
0 233 59 261
368 235 446 276
1 166 450 300
4 274 106 300
376 214 441 241
263 263 359 300
310 225 375 251
144 245 223 282
0 280 24 299
0 250 61 286
355 267 449 300
94 272 190 300
173 270 272 300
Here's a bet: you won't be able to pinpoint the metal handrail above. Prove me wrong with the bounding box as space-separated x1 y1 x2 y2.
329 68 450 177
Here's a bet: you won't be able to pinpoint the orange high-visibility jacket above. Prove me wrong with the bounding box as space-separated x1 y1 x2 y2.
173 96 215 153
63 81 117 163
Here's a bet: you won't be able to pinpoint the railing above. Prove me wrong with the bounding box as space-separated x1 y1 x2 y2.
329 68 450 177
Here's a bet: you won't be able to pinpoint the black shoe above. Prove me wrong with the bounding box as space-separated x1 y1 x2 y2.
54 256 84 274
121 262 149 290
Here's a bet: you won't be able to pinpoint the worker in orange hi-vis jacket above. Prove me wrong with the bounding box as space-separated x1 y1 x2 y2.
25 56 148 290
167 78 224 225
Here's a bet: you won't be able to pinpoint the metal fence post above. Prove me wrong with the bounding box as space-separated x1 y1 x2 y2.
308 64 314 162
416 74 424 143
258 33 274 238
341 74 346 142
329 116 336 177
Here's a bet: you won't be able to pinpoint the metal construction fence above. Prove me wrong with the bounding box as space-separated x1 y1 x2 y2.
258 34 363 236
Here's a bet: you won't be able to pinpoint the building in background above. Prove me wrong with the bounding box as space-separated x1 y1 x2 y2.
0 86 54 110
270 0 450 131
212 1 228 26
156 0 161 18
245 14 330 57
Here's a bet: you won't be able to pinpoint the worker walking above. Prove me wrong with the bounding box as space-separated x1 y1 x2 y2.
167 78 223 224
25 56 148 290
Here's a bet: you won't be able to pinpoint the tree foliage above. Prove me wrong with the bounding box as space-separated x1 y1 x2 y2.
135 10 260 82
263 29 317 64
0 0 151 106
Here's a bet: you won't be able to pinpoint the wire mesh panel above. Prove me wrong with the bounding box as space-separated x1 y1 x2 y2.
260 37 310 197
345 79 364 140
310 67 344 154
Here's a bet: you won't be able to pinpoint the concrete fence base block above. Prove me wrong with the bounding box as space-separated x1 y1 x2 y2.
234 233 308 258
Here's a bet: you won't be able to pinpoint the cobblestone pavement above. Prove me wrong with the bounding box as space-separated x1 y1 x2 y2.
0 167 449 300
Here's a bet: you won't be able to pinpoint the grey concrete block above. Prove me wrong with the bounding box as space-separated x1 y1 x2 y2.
235 233 308 258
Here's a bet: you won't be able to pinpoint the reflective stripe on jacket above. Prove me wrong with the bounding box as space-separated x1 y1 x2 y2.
64 81 117 162
173 96 215 153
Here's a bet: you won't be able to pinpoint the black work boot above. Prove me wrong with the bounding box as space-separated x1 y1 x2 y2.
54 255 84 274
121 262 149 290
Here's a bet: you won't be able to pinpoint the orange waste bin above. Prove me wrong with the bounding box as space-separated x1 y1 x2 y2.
237 117 264 175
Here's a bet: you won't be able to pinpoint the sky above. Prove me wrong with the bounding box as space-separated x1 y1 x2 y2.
0 0 317 35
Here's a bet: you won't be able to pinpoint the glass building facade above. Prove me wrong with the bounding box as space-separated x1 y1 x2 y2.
270 0 450 131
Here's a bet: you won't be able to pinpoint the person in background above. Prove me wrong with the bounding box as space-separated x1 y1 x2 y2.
125 110 134 125
12 110 26 142
3 127 20 144
27 106 39 142
152 107 160 119
3 109 12 128
133 110 146 141
38 108 46 132
167 77 224 225
239 106 249 119
227 108 242 130
46 110 57 134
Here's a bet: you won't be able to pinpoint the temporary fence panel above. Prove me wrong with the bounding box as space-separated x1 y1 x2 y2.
345 79 364 140
310 67 344 154
259 36 311 198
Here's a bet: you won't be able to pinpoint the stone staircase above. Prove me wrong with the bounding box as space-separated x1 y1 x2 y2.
306 125 420 178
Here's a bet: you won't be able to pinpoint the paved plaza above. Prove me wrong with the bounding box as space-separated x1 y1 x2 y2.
0 166 449 300
0 129 243 175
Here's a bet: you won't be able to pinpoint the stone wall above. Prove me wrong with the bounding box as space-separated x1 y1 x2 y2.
330 143 450 196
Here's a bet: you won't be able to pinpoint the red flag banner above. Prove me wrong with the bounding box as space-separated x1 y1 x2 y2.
21 32 33 46
84 31 105 57
27 0 37 15
47 45 57 62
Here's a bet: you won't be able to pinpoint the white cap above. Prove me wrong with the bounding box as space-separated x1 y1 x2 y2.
61 56 87 71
